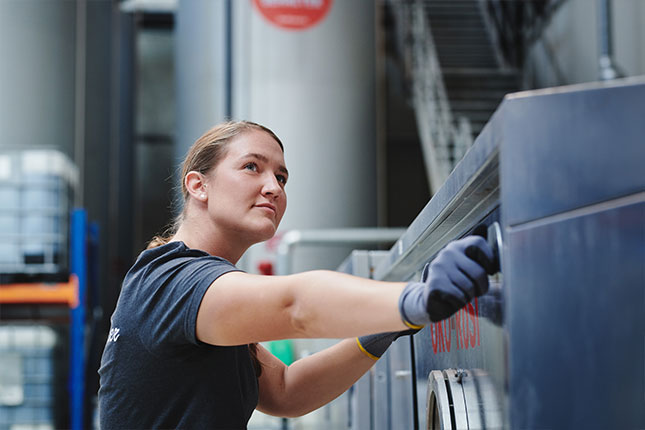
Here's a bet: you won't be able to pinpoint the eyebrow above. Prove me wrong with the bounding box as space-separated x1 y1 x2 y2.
241 153 289 176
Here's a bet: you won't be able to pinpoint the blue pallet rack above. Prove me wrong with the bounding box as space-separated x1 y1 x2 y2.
69 208 88 430
0 207 93 430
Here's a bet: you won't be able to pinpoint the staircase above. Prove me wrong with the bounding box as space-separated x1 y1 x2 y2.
428 0 499 69
425 0 521 136
387 0 564 192
444 69 520 135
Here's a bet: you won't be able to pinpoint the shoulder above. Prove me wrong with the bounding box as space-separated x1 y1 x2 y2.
115 242 242 347
132 241 238 279
119 241 241 311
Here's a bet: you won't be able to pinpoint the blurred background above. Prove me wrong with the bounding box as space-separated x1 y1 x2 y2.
0 0 643 429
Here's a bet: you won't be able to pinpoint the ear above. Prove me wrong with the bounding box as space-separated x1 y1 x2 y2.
185 171 208 201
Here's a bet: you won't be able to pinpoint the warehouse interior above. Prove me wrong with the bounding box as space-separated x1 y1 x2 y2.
0 0 643 429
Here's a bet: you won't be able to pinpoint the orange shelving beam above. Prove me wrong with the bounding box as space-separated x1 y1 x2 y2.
0 275 79 308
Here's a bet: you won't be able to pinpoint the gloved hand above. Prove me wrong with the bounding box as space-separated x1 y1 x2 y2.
356 329 418 361
399 235 496 326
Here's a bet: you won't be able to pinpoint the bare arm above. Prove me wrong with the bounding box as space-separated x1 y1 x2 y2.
255 339 377 417
196 270 408 346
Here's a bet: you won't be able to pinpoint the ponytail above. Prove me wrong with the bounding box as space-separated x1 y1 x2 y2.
146 213 182 250
146 235 172 250
249 343 263 377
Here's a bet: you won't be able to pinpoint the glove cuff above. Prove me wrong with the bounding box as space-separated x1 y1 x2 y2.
356 332 399 360
357 328 421 360
356 337 382 361
403 320 425 330
398 281 428 329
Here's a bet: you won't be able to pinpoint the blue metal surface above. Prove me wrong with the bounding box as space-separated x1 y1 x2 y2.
500 77 645 429
505 198 644 429
69 208 87 430
501 78 645 227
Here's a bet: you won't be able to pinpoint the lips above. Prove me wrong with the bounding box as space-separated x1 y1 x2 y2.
254 202 277 215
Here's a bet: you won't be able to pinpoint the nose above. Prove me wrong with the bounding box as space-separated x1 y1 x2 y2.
261 173 283 199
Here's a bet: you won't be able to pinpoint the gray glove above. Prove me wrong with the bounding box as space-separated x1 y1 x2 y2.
399 235 496 326
356 329 418 360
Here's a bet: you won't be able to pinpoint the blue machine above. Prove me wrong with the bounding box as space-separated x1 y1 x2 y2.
337 77 645 429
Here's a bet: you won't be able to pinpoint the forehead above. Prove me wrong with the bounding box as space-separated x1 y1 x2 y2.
225 130 285 162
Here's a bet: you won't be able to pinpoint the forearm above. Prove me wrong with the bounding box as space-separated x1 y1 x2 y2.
259 338 375 417
286 270 408 338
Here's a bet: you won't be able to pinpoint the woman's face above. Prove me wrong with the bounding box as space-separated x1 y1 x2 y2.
204 129 288 244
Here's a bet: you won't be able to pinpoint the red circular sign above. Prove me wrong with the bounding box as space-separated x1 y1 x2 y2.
253 0 333 31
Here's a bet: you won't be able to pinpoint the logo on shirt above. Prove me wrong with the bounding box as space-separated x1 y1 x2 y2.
107 327 121 343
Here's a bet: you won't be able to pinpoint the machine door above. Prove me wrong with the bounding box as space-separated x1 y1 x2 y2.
426 368 503 430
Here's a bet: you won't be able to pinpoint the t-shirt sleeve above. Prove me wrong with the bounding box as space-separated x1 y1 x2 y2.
137 256 240 352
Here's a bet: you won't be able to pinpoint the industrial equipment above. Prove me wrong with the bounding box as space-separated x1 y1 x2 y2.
336 77 645 429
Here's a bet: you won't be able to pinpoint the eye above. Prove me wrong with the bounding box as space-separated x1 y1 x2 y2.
244 162 258 172
276 174 287 186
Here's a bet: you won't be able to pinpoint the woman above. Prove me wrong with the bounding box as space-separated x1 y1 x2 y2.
98 120 494 429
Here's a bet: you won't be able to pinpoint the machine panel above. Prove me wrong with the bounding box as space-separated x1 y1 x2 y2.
501 79 645 227
337 77 645 430
506 198 645 429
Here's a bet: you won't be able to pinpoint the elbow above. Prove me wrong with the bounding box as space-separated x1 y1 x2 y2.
287 301 309 337
285 294 319 338
283 271 328 338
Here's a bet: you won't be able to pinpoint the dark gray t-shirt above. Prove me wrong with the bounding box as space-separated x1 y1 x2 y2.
98 241 258 429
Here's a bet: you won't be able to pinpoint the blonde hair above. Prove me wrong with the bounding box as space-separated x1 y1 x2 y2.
147 120 283 250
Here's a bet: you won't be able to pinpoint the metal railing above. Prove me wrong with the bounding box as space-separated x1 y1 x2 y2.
275 228 406 276
389 0 475 195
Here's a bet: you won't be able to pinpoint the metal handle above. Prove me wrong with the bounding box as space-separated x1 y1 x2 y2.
395 370 412 379
487 221 503 274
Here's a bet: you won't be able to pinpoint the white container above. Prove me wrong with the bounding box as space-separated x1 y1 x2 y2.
0 325 59 430
0 149 78 279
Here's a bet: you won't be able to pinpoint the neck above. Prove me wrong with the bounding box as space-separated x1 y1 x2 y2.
171 214 251 265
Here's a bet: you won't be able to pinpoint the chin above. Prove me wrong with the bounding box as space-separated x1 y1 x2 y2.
250 224 278 244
